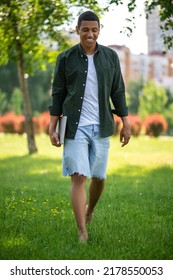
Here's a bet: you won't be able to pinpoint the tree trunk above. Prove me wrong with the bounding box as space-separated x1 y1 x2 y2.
8 0 37 154
17 59 37 154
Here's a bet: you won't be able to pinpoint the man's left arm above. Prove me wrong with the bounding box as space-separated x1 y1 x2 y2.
120 116 131 147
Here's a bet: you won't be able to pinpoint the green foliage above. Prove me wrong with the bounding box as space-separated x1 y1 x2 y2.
163 103 173 135
0 0 68 71
0 0 102 72
0 62 19 99
139 81 168 119
165 88 173 108
0 91 8 115
0 61 53 114
28 65 52 113
9 87 23 115
127 79 144 114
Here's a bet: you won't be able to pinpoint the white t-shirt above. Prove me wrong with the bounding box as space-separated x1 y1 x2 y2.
79 54 100 126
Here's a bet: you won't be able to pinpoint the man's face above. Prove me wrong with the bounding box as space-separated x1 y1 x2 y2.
76 21 100 51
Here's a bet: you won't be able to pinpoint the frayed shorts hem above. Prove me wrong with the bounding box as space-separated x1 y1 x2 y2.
63 171 106 180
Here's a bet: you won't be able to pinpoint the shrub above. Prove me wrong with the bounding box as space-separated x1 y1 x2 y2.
0 112 16 133
14 115 25 134
0 111 50 134
0 112 25 134
40 111 50 134
113 114 143 137
33 112 50 134
128 114 143 136
144 114 168 137
33 116 43 134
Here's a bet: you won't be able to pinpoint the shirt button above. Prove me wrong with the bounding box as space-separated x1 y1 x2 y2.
80 97 83 99
85 70 87 73
76 122 78 125
81 55 83 57
83 84 85 86
85 59 87 61
78 109 80 112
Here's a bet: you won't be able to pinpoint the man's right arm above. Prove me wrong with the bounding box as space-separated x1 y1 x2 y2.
49 54 66 147
49 115 61 147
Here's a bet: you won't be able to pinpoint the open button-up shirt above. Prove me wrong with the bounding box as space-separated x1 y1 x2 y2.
49 43 128 139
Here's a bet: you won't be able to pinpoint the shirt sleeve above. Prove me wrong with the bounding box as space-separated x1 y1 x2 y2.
111 53 128 117
49 54 67 116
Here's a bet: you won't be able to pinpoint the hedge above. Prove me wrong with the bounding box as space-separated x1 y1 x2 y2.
0 112 168 137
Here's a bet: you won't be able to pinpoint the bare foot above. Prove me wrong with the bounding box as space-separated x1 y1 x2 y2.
78 230 88 243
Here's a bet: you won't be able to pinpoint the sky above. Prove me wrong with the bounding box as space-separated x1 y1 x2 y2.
97 1 148 54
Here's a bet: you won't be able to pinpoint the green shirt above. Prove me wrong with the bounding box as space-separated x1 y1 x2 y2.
49 43 128 139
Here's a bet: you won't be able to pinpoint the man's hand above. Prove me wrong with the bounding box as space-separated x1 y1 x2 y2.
49 116 61 147
49 130 61 147
120 116 131 147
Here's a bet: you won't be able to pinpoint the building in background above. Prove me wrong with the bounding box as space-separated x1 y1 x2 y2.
146 6 173 55
108 45 173 90
108 6 173 90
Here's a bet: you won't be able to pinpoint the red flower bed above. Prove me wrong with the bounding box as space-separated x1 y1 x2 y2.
0 111 50 134
113 115 122 134
0 112 25 134
33 112 50 134
144 113 168 137
113 114 143 136
128 114 143 136
40 111 50 134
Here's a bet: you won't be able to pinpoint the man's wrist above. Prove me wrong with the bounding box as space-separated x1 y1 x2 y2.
49 116 59 131
121 116 130 125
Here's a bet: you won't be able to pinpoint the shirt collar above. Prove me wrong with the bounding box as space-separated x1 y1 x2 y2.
78 42 99 56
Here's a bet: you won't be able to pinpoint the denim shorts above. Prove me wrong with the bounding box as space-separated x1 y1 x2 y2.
63 125 110 179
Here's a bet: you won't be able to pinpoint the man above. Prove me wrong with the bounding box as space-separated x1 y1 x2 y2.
49 11 131 243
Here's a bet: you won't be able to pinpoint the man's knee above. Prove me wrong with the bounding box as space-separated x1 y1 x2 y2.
71 173 87 185
91 177 105 186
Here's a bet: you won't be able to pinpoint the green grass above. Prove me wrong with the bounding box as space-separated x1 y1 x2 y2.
0 133 173 260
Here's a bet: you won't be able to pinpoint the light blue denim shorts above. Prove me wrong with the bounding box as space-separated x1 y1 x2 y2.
63 124 110 179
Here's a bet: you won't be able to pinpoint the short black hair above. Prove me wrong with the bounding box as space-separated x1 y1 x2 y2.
77 11 100 27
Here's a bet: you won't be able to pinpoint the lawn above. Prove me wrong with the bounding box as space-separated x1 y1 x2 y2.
0 133 173 260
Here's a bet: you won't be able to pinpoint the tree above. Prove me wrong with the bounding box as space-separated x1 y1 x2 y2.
0 0 101 154
139 80 168 119
106 0 173 50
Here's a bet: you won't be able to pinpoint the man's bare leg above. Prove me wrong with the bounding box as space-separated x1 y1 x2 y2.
86 177 105 223
71 173 88 242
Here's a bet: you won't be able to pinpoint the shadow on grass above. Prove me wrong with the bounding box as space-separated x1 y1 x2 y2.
0 156 173 260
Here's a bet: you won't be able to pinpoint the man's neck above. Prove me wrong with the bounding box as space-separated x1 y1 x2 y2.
80 43 96 55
